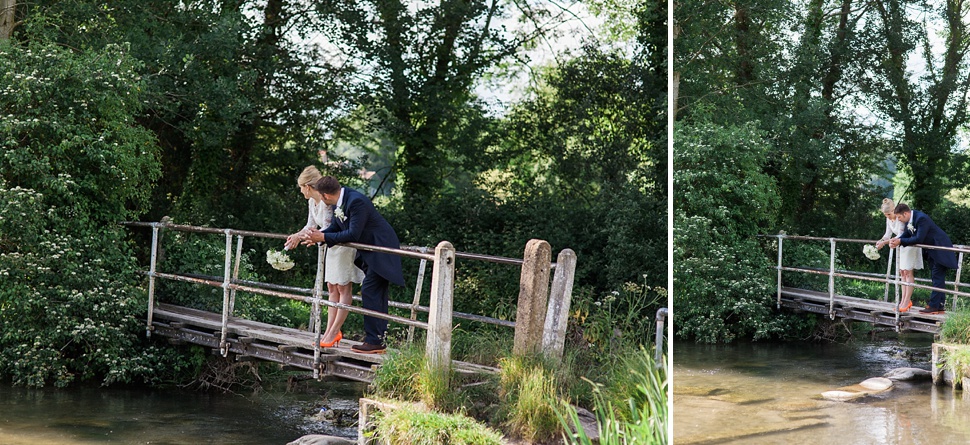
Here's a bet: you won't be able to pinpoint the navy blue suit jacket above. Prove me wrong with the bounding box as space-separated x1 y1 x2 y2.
323 188 405 286
898 210 958 269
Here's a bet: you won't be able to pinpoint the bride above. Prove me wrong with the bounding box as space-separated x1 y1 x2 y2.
875 198 922 312
285 166 364 347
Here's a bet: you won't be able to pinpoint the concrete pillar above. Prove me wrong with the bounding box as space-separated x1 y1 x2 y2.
542 249 576 362
514 239 552 356
426 241 455 377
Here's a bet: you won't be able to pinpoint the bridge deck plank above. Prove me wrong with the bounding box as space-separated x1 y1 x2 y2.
780 287 945 334
151 303 497 377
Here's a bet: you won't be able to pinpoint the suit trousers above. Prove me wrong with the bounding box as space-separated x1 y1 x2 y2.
357 259 390 345
926 256 949 310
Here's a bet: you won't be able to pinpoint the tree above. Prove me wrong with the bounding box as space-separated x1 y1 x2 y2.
855 0 970 213
0 0 16 40
318 0 564 199
18 0 352 229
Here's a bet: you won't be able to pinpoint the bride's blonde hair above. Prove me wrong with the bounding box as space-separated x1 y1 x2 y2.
297 165 323 187
880 198 895 214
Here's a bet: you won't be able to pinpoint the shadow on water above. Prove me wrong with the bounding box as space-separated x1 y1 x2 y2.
0 378 365 444
674 334 970 445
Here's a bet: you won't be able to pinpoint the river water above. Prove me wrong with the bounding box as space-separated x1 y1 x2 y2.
674 334 970 445
0 379 364 444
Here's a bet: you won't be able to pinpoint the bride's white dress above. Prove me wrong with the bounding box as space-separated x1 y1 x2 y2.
305 199 365 285
881 218 923 270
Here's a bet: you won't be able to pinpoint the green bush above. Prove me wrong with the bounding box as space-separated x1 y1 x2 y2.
0 41 169 387
674 119 814 342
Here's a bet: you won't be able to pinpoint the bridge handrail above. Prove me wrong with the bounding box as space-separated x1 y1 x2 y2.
758 233 970 255
759 232 967 327
121 220 576 378
119 221 550 267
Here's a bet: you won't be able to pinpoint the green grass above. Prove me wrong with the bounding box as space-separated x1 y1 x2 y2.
940 305 970 344
498 355 564 442
556 347 668 445
372 403 505 445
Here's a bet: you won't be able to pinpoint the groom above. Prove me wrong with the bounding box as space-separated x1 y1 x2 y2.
889 203 958 314
304 176 405 353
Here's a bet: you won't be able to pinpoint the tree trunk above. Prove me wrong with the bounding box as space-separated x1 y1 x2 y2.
0 0 16 40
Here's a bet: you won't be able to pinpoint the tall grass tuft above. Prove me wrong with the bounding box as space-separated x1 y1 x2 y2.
557 347 668 445
370 345 425 402
373 404 505 445
498 355 563 442
939 305 970 344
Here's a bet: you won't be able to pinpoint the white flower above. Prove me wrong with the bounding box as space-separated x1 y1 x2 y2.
266 249 295 271
863 244 880 261
334 208 346 222
907 222 915 233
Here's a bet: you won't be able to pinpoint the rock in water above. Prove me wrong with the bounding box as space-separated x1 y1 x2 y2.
821 377 893 401
859 377 893 391
286 435 355 445
883 367 932 381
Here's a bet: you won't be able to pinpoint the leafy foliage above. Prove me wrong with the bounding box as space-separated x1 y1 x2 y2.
0 41 170 387
674 119 813 342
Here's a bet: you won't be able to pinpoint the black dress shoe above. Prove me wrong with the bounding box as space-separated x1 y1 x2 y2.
351 342 386 354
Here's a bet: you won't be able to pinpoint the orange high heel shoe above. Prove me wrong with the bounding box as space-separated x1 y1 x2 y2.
898 300 913 313
320 331 343 348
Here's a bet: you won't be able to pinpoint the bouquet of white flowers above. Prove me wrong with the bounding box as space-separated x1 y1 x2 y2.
863 244 880 261
266 249 295 271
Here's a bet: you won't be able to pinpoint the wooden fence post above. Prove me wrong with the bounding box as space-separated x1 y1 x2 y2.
426 241 455 377
542 248 576 362
514 239 552 356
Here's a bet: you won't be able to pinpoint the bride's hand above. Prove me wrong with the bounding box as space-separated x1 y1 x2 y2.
284 234 300 250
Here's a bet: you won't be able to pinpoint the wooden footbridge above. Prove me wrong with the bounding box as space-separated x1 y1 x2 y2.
122 221 577 383
761 234 970 334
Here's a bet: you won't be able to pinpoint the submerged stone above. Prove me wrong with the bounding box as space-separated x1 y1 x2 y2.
821 377 893 401
883 367 932 381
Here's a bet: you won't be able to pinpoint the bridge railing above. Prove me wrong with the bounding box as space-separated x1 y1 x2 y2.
760 233 970 321
121 221 576 379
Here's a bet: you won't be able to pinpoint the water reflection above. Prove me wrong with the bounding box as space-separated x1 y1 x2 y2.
674 335 970 444
0 380 364 444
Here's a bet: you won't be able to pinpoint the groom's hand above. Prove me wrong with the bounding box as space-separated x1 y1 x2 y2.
302 230 325 246
889 238 901 248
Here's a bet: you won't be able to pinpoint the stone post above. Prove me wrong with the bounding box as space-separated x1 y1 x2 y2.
514 239 552 356
542 249 576 362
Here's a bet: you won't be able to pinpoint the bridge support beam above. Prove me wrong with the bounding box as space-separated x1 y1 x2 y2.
514 239 552 356
426 241 455 380
542 248 576 362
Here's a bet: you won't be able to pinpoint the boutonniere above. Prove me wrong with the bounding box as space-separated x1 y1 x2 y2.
334 207 347 222
907 222 915 232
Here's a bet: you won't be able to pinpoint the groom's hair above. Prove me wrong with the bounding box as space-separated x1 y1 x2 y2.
312 176 341 195
894 203 911 214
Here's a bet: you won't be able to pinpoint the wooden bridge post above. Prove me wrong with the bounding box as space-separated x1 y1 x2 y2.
953 251 965 311
514 239 552 356
426 241 455 378
828 238 836 320
146 225 160 338
776 235 783 309
408 248 431 344
219 230 233 356
541 248 576 362
311 244 326 379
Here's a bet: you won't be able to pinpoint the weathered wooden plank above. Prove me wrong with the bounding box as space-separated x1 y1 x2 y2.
149 303 497 383
779 287 944 334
